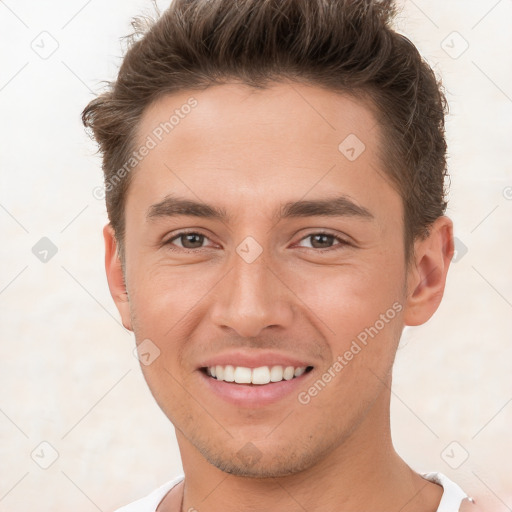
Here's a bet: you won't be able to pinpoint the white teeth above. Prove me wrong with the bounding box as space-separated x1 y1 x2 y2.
269 365 284 382
223 365 235 382
294 367 305 377
252 366 271 385
234 366 252 384
283 366 295 380
206 364 310 384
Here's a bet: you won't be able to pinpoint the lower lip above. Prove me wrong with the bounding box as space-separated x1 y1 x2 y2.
197 369 313 407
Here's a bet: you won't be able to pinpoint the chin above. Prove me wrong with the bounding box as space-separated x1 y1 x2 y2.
197 438 322 478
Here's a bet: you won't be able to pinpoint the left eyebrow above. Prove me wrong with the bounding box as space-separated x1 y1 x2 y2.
278 195 374 220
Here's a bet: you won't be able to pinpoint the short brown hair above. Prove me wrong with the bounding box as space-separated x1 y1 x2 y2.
82 0 448 264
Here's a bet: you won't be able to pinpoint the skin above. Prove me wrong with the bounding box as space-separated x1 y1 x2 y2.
104 82 459 512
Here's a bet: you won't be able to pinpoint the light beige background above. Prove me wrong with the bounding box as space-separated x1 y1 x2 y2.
1 0 511 510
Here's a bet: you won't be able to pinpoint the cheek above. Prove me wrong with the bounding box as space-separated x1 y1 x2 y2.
129 263 212 331
291 268 404 417
285 257 405 385
287 256 404 330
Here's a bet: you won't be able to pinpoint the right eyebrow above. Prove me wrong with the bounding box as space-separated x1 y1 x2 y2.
146 195 230 222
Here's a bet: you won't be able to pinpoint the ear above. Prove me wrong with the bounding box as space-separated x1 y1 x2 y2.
403 216 454 326
103 223 133 331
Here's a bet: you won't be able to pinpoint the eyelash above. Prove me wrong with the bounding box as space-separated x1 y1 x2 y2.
163 230 351 253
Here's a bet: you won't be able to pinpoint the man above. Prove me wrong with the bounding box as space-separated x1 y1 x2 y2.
82 1 481 510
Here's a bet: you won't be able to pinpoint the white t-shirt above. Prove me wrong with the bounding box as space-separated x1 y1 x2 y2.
113 471 471 512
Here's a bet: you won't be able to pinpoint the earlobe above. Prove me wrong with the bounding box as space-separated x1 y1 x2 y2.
403 216 454 326
103 223 133 332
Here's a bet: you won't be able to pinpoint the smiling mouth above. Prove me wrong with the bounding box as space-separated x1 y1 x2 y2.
201 365 314 385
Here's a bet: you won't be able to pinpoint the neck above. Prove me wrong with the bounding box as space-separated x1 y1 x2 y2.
164 383 443 512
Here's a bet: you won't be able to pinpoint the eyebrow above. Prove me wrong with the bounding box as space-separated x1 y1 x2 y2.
146 194 374 223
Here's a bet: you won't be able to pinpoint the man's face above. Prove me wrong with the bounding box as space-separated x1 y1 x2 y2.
116 82 411 476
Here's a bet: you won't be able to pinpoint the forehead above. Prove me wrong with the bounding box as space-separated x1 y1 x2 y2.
127 81 398 223
136 81 378 156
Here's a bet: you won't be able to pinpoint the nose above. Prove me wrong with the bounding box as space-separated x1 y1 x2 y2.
209 246 294 338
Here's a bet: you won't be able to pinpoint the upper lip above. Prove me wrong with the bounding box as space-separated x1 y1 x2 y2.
198 350 314 370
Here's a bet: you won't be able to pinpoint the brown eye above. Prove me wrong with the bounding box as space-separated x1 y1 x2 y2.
167 232 208 250
180 233 205 249
297 232 347 250
309 234 336 249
